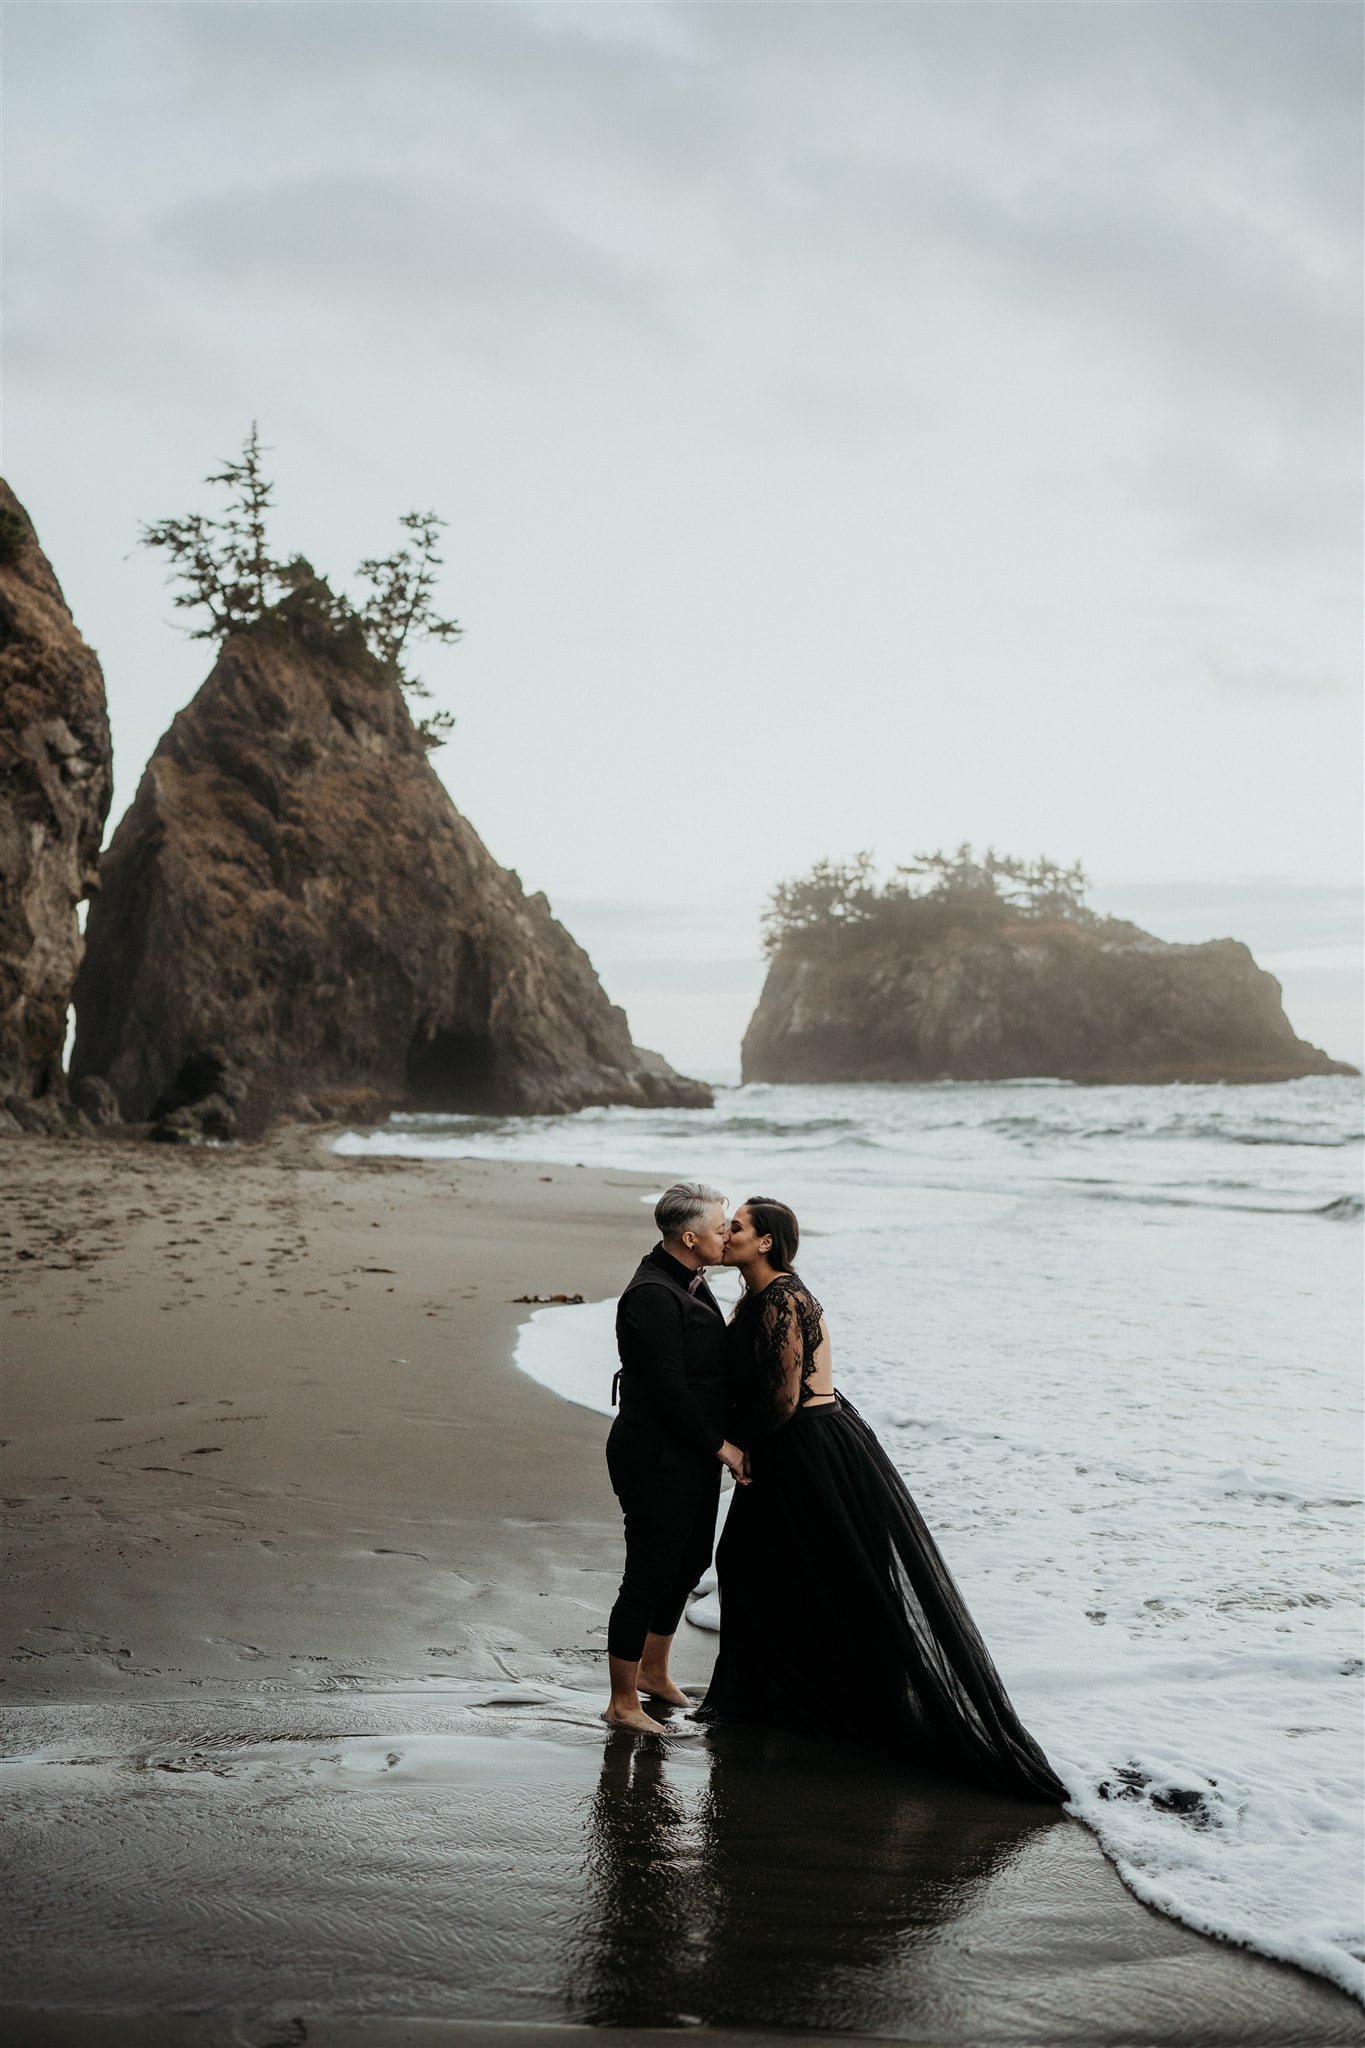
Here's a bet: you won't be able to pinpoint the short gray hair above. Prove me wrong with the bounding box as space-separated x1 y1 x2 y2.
654 1181 726 1241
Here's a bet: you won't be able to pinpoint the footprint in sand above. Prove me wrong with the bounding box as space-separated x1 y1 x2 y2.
144 1751 237 1779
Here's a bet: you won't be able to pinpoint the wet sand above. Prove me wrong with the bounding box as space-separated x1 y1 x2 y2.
2 1132 1360 2046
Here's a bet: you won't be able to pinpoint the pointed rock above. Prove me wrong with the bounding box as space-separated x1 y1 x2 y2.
72 600 709 1130
0 481 113 1125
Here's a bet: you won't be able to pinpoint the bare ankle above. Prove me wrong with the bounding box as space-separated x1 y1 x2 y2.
602 1700 668 1734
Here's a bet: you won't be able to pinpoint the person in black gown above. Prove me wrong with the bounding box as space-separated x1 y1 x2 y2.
693 1197 1066 1805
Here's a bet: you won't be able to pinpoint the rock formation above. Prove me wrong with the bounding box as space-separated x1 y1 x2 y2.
72 597 710 1133
0 481 114 1131
742 923 1356 1086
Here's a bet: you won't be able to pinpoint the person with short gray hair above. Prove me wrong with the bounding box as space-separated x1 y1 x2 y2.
604 1181 748 1733
652 1181 725 1243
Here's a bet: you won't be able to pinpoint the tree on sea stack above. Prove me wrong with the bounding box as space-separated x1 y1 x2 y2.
746 846 1355 1085
140 425 283 637
760 845 1107 955
77 441 714 1130
140 426 461 748
354 513 461 747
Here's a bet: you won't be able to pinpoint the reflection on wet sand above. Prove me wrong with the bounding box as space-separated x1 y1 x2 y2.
2 1696 1359 2043
565 1720 1065 2034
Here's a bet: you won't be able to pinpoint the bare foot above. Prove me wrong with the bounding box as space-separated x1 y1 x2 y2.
602 1703 669 1734
638 1678 692 1707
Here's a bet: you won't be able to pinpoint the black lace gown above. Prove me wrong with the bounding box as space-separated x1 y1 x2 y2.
693 1275 1066 1804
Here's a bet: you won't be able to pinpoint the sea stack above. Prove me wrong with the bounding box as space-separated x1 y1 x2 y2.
72 591 710 1133
743 923 1356 1087
0 481 114 1132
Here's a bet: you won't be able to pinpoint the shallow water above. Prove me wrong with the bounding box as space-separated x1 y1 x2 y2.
2 1690 1359 2042
339 1077 1365 1998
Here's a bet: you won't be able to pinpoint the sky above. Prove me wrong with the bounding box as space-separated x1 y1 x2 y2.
6 1 1362 1077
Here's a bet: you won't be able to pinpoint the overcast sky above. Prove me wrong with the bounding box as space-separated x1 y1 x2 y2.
7 2 1362 1074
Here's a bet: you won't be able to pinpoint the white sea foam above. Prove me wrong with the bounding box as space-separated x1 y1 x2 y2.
338 1076 1365 1998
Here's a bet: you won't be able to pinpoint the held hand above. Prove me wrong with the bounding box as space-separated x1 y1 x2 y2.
718 1439 750 1485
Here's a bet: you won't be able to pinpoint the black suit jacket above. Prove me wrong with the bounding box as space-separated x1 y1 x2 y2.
613 1246 728 1460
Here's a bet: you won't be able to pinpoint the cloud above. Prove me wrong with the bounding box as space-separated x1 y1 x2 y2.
6 0 1361 933
1204 651 1349 701
150 170 673 347
16 4 1360 430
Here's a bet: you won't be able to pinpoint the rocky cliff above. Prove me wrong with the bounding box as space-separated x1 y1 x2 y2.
0 481 114 1130
742 922 1356 1086
72 603 709 1132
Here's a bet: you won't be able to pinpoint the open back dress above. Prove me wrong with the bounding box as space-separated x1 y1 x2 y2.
693 1273 1067 1805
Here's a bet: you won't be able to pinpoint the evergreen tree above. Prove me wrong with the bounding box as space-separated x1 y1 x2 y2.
763 846 1104 954
141 423 282 637
355 512 462 746
141 430 462 747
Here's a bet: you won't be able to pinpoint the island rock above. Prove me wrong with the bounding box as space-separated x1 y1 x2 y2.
72 602 710 1131
0 481 114 1129
742 923 1356 1086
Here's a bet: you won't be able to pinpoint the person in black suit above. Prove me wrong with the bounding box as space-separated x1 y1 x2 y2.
604 1181 748 1733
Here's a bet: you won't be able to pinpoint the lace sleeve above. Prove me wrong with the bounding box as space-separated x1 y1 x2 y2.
754 1277 824 1426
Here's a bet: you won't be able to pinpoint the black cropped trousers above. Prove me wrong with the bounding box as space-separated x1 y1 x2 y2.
605 1419 722 1662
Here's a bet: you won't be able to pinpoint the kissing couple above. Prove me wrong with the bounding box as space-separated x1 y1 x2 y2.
603 1180 1065 1802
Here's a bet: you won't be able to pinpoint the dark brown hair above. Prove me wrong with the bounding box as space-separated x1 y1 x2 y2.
743 1196 799 1271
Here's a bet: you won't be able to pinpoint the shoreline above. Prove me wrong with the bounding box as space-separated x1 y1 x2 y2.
2 1130 1360 2044
1 1128 663 1704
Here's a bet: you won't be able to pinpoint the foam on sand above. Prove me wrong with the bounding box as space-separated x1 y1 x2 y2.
3 1690 1359 2042
484 1080 1363 2002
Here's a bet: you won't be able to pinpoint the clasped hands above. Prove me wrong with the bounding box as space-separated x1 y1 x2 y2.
718 1439 752 1485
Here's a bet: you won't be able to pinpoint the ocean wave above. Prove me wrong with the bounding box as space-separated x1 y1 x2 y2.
363 1077 1365 1173
499 1114 1362 2008
1217 1131 1364 1151
690 1120 885 1149
1058 1182 1362 1220
975 1113 1363 1149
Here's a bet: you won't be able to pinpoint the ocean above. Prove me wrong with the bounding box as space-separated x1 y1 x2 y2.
336 1075 1364 1999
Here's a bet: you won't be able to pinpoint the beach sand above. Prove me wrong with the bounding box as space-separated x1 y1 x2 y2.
2 1132 1359 2047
